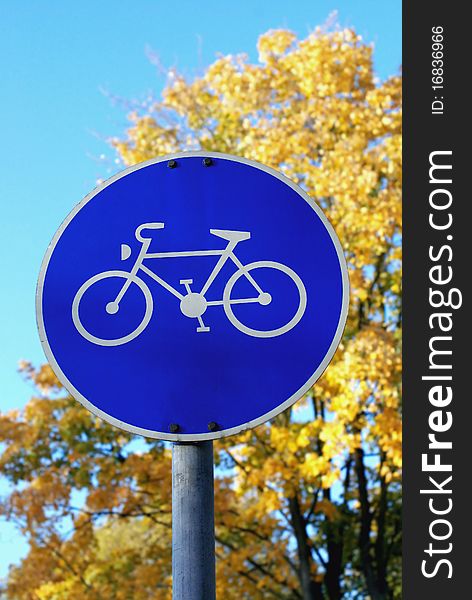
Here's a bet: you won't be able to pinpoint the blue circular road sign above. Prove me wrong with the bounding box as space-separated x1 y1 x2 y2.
37 152 349 440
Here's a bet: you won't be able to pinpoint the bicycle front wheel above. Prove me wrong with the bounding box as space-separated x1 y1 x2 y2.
72 270 153 346
223 261 307 338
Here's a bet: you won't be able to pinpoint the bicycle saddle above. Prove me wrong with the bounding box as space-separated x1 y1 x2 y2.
210 229 251 242
135 222 165 242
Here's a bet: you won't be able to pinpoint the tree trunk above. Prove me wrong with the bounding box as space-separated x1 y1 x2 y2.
288 494 324 600
324 531 342 600
354 447 391 600
374 467 390 597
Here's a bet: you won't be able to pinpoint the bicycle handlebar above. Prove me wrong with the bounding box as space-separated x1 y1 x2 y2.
135 222 165 242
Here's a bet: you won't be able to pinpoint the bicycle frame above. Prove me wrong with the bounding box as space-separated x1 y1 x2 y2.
114 236 264 309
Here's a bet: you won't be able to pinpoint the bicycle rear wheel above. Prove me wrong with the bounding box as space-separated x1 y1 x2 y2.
223 261 307 338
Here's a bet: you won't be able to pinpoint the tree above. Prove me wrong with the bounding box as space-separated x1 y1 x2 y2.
1 25 402 599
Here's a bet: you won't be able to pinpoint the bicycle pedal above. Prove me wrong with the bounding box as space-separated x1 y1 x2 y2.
196 326 211 333
180 278 193 285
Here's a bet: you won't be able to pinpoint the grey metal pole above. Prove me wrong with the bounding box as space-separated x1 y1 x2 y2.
172 441 216 600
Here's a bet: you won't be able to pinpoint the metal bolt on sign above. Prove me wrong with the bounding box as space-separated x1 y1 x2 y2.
36 151 348 599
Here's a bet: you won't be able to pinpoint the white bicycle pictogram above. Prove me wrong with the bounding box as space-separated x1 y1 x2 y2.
72 222 307 346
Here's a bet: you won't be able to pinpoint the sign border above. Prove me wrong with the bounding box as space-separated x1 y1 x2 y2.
36 151 350 441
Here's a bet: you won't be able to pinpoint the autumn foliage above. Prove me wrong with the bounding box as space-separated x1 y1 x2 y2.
1 26 401 599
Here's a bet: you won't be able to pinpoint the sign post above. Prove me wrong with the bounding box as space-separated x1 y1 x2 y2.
172 442 215 600
36 151 348 598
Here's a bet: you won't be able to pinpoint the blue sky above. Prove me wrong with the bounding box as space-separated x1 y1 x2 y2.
0 0 400 580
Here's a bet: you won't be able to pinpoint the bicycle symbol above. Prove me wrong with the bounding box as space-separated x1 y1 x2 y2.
72 222 307 346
